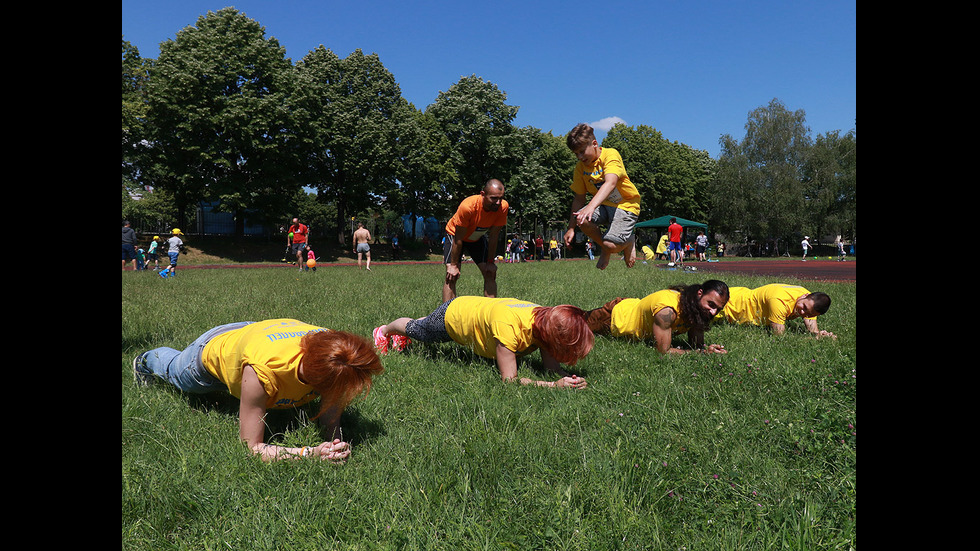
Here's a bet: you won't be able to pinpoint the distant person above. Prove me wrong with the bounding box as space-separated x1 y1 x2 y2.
391 234 401 260
837 239 847 262
305 246 317 272
442 179 508 302
133 319 384 463
535 235 545 261
353 222 372 271
586 240 595 261
159 229 183 278
288 217 309 270
584 280 730 355
655 233 669 260
549 236 560 260
147 235 162 270
564 123 641 270
641 243 655 264
696 231 708 261
801 236 811 261
373 297 593 389
716 283 835 339
666 218 684 266
122 220 138 271
716 242 726 258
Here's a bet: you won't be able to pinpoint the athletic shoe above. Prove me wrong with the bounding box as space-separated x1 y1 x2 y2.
391 334 412 352
372 326 390 355
133 353 153 387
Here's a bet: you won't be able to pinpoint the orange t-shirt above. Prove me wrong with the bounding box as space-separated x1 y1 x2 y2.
445 195 508 242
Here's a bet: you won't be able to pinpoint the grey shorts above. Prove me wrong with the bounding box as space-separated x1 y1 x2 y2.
356 243 371 253
405 300 454 343
590 205 637 245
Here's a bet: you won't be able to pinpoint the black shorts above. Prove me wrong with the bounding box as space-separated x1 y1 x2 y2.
443 235 490 265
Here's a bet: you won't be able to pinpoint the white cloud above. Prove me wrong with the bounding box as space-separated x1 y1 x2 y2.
589 116 627 132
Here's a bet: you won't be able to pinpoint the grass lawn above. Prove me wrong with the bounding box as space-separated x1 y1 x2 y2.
122 258 856 550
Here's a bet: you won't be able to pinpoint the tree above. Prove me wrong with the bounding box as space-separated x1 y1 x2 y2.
802 129 856 242
601 124 715 222
710 98 812 252
427 75 519 200
144 7 303 235
506 127 575 236
122 36 151 188
295 46 406 243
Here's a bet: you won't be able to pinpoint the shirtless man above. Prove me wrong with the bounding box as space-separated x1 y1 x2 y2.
353 222 372 271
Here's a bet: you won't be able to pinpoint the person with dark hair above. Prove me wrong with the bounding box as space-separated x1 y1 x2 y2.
133 320 384 463
373 297 594 389
584 280 730 354
716 283 835 339
443 179 508 302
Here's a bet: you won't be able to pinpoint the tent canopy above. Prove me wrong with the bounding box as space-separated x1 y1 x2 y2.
635 215 707 230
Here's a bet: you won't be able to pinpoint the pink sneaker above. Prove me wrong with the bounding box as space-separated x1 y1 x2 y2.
372 326 390 355
391 334 412 352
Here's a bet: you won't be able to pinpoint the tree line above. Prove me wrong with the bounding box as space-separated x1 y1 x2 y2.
122 7 855 250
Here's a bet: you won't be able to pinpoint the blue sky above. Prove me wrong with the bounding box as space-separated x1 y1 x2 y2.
122 0 855 159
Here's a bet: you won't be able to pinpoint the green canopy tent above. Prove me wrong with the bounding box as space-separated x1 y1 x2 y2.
634 215 707 230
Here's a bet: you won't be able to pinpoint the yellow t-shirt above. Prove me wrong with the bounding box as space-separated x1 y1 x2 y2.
445 297 539 359
201 319 324 409
610 289 688 339
721 284 814 326
570 147 641 215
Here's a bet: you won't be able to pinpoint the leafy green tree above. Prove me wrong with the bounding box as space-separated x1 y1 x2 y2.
389 104 459 221
122 36 151 188
294 46 406 243
802 129 856 242
602 124 714 222
427 75 519 200
710 98 812 252
506 127 576 235
144 7 303 235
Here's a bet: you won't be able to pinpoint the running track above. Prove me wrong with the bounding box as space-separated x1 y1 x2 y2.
180 258 855 283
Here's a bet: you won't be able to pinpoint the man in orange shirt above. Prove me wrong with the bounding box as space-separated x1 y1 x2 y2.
443 179 508 302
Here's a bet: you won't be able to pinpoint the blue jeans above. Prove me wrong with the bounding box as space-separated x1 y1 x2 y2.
138 322 254 393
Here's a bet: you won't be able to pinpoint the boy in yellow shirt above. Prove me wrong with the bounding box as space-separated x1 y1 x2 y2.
584 280 730 354
717 283 835 339
564 123 641 270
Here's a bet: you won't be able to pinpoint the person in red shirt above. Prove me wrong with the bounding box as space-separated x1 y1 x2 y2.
288 217 309 270
443 179 508 302
667 218 684 266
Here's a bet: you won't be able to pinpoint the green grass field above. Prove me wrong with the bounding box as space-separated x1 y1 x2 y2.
122 259 856 550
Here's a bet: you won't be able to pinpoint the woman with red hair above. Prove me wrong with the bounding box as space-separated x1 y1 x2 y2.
374 297 593 389
133 320 384 463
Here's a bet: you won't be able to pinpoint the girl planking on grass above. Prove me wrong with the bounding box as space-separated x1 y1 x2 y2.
374 296 593 389
133 319 384 463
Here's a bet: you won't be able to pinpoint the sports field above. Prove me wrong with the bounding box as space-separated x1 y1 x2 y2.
122 258 856 549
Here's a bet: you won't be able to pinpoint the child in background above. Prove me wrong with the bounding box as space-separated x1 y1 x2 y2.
306 245 317 271
160 228 183 278
136 248 146 271
146 236 161 270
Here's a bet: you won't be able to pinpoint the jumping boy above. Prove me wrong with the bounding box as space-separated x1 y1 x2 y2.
563 123 641 270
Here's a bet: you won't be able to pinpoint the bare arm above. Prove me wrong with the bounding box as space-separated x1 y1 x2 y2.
240 365 350 463
495 341 586 389
564 194 587 246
